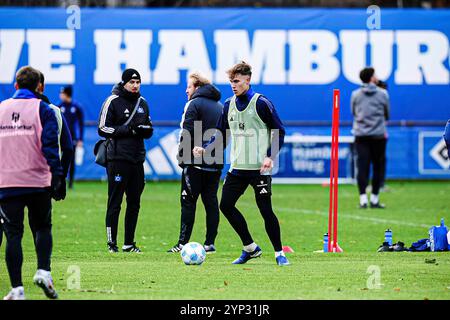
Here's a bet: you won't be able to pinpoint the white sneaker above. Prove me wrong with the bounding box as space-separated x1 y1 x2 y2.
33 269 58 299
204 244 216 254
3 286 25 300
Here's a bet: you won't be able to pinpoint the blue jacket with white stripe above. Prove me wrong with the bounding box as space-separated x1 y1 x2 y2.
98 84 153 164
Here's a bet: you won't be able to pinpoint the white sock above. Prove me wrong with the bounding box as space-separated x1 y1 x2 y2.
13 286 24 292
37 269 50 276
360 194 368 206
275 251 285 258
123 244 134 249
244 242 257 252
370 194 379 204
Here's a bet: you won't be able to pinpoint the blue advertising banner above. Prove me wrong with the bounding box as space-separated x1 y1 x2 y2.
275 137 354 182
0 8 449 124
418 131 450 175
74 125 449 182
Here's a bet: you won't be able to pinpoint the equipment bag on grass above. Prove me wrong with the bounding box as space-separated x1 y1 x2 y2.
409 239 431 252
429 218 448 252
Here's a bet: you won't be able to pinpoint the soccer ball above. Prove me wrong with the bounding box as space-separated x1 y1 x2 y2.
180 242 206 265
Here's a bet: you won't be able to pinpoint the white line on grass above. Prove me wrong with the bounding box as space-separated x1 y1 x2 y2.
237 203 429 228
280 207 430 229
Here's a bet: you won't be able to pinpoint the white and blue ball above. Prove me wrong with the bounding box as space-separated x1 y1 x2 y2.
180 242 206 265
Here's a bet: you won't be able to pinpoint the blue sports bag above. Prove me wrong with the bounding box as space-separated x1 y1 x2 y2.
429 219 449 252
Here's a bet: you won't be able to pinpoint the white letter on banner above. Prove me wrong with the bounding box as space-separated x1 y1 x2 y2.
0 30 25 83
27 30 75 84
395 31 449 85
340 30 394 84
369 31 394 81
94 30 151 84
340 30 368 84
214 30 286 84
153 30 212 84
288 30 339 84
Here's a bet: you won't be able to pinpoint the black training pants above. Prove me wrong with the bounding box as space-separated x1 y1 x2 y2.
0 192 53 288
355 137 387 196
380 138 388 188
219 173 282 252
106 160 145 246
178 166 221 246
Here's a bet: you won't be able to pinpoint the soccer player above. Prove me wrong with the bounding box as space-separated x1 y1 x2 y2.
98 69 153 253
36 71 74 180
0 66 65 300
58 85 84 189
351 67 390 209
168 72 223 254
193 61 289 266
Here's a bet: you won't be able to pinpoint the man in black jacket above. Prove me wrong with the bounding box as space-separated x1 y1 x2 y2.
167 72 223 253
98 69 153 253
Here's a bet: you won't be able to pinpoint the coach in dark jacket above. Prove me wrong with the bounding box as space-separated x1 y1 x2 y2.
98 68 153 253
168 73 223 253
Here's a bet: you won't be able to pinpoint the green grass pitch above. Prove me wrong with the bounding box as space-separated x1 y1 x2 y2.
0 181 449 300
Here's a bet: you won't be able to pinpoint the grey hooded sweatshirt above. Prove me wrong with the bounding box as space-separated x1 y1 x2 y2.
351 83 390 138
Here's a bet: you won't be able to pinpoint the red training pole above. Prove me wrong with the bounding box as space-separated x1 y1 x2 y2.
327 94 337 253
332 89 340 252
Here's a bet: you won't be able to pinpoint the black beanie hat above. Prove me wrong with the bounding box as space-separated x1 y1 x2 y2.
121 68 141 84
60 85 73 97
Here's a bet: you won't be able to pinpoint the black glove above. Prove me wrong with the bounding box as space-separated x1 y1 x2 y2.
129 125 138 136
134 125 153 139
51 175 66 201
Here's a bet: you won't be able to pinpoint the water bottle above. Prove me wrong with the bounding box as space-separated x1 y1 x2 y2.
323 233 329 252
384 229 393 246
75 145 84 166
441 218 445 227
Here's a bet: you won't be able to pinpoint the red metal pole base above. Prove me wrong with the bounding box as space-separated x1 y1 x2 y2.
330 242 344 253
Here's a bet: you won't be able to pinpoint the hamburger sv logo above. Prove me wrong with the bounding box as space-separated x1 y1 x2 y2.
11 112 20 123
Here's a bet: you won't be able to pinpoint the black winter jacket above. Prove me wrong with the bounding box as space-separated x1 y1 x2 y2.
98 84 153 164
177 84 223 170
